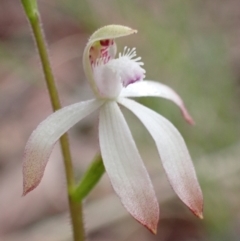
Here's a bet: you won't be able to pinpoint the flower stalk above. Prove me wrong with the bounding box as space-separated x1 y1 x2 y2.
21 0 85 240
71 154 105 202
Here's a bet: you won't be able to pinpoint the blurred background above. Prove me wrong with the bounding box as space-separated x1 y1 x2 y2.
0 0 240 240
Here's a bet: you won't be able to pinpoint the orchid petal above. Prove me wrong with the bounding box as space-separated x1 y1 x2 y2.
118 97 203 218
99 101 159 233
120 80 194 125
83 25 137 97
23 99 103 195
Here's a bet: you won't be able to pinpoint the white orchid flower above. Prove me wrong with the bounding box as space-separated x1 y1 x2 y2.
23 25 203 233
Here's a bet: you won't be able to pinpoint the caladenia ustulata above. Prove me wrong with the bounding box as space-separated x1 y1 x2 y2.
23 24 203 234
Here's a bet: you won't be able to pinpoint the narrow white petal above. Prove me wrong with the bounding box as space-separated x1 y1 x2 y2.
120 80 194 124
118 97 203 218
99 101 159 233
23 99 103 195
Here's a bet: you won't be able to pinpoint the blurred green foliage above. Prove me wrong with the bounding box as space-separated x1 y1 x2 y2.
1 0 239 240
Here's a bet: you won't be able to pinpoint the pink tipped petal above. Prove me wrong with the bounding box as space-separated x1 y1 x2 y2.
118 98 203 218
120 80 194 125
23 99 103 195
99 101 159 233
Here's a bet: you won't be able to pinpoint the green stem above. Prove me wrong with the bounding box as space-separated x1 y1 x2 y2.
21 1 85 240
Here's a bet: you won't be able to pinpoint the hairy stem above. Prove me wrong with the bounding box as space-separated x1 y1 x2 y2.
21 1 85 240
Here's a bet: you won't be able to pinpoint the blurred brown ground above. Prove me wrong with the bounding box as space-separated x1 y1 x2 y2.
0 0 240 240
